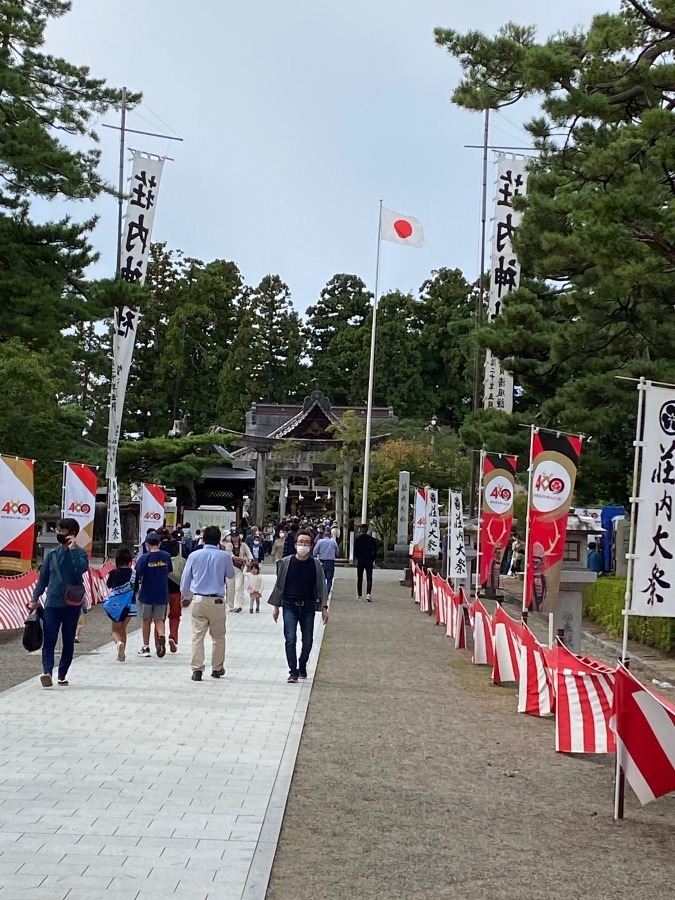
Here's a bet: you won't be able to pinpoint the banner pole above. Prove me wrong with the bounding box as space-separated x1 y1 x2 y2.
522 426 536 614
61 462 67 519
360 200 383 527
475 452 485 598
446 489 451 581
613 376 647 821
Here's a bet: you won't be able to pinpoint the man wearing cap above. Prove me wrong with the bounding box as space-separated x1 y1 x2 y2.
312 526 339 596
354 522 378 602
135 532 173 657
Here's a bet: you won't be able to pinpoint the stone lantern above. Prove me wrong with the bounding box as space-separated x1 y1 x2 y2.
552 514 604 653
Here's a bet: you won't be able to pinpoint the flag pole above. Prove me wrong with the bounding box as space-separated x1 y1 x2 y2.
360 199 383 525
61 462 67 520
522 425 536 615
474 451 485 599
613 376 647 821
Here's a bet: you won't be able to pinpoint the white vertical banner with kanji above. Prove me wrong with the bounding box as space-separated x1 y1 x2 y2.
119 152 164 286
412 488 426 555
106 477 122 546
449 490 467 581
424 487 440 558
106 306 140 479
632 383 675 617
483 156 528 414
139 483 166 543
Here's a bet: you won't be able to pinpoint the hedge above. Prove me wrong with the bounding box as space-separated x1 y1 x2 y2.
583 577 675 655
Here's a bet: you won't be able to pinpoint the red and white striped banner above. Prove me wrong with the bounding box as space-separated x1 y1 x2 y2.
611 665 675 805
0 561 114 630
555 645 615 754
517 625 554 717
469 600 494 666
492 605 523 685
0 571 38 630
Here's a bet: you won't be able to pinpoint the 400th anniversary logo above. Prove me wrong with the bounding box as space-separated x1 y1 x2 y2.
68 502 91 516
144 511 162 521
1 500 31 516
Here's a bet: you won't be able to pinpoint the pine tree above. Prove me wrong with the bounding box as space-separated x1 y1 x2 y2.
305 274 372 404
0 1 131 350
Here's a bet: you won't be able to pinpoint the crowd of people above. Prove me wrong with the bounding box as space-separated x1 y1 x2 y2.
30 514 379 687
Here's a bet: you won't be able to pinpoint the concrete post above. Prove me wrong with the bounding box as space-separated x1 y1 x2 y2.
254 451 267 526
395 470 410 552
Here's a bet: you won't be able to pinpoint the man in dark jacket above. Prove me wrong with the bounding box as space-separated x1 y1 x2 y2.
354 522 378 602
268 530 328 682
282 518 300 557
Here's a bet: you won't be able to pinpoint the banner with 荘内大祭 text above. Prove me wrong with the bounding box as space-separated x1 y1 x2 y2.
139 483 166 543
483 157 528 414
119 153 164 287
62 463 97 557
448 490 467 581
106 306 140 480
424 488 440 557
479 453 517 588
632 384 675 617
525 430 582 612
106 476 122 546
0 455 35 574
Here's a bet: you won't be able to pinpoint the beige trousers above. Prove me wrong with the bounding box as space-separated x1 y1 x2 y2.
191 595 226 672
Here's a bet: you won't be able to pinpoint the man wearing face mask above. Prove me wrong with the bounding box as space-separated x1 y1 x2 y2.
28 518 89 688
268 529 328 683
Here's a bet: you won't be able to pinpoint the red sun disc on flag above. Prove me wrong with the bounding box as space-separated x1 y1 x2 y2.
394 219 413 239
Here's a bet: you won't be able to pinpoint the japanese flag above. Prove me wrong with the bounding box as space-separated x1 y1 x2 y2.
380 207 424 248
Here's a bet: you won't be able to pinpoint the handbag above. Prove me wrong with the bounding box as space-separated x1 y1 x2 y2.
49 550 86 607
103 585 135 623
22 608 43 652
168 553 186 585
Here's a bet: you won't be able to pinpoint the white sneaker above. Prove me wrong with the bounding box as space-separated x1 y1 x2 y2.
366 594 372 602
138 646 150 657
117 641 126 662
356 596 363 602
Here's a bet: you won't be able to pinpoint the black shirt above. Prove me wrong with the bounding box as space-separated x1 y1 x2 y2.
283 555 316 605
107 566 133 589
354 533 377 563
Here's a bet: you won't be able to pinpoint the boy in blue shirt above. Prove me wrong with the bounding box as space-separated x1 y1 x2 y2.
135 532 172 657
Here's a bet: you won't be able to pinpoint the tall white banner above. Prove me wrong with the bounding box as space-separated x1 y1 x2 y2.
139 483 166 543
424 487 440 558
62 463 97 557
106 476 122 547
448 490 467 581
412 488 426 555
0 456 35 574
632 384 675 617
105 306 140 479
119 153 165 286
397 471 410 547
484 157 528 414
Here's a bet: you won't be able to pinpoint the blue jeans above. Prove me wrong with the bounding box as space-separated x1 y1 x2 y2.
320 560 335 594
42 606 81 679
282 602 315 676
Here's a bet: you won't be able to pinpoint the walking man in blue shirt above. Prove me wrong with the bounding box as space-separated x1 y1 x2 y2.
180 526 235 681
29 518 89 688
313 526 339 595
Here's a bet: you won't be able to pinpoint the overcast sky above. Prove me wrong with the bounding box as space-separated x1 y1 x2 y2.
45 0 613 313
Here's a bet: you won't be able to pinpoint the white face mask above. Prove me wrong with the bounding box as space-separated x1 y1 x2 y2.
296 545 311 556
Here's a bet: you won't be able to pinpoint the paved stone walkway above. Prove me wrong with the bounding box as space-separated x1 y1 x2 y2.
0 569 324 900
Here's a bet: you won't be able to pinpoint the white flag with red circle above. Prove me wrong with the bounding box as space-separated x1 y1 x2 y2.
62 463 98 557
139 483 165 542
380 207 425 248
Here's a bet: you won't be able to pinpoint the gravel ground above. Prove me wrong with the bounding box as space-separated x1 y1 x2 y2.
0 604 141 692
266 568 675 900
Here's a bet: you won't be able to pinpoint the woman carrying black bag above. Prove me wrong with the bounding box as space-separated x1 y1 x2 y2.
28 518 89 688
